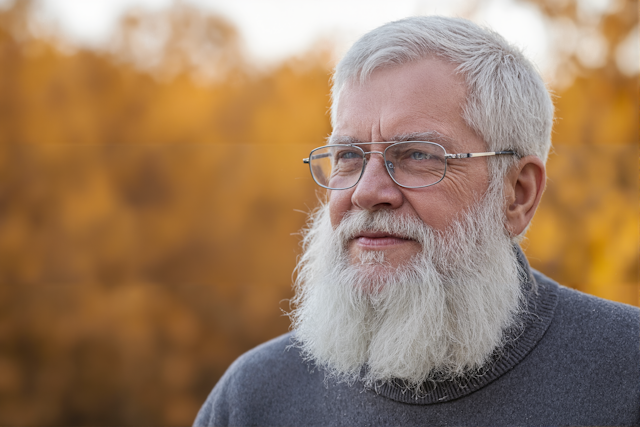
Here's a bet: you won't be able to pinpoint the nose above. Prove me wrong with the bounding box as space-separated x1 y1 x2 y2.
351 152 403 211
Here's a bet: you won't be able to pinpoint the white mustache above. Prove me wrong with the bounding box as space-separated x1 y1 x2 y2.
335 209 433 246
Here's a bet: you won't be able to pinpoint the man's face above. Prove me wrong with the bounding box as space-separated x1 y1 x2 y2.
330 57 493 269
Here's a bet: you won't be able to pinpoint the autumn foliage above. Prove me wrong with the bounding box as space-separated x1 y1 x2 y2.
0 1 636 425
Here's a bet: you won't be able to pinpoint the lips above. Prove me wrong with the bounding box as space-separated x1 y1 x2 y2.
353 231 412 247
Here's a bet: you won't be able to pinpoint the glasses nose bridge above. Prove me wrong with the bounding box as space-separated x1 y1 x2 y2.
362 150 387 169
363 150 385 160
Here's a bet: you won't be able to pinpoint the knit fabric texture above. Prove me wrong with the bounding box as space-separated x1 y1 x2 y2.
194 253 640 426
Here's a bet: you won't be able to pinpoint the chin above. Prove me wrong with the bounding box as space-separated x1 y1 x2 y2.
353 248 415 269
349 251 410 293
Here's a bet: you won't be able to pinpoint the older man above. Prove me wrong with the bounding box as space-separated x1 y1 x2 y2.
195 16 640 426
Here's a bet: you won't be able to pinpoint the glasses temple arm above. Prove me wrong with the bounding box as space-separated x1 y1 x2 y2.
445 151 516 159
303 152 333 164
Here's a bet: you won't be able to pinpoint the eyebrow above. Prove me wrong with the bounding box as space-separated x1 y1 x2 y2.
328 131 458 149
392 131 455 146
327 135 360 145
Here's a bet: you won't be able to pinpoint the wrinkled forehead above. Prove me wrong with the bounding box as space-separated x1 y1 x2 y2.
329 58 484 154
331 56 468 125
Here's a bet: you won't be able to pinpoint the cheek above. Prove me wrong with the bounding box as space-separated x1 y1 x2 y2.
328 190 353 228
405 195 449 231
404 172 490 231
403 186 469 232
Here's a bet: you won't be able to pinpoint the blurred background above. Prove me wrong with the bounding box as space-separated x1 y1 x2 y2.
0 0 637 424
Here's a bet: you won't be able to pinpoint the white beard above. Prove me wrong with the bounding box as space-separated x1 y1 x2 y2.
288 186 524 393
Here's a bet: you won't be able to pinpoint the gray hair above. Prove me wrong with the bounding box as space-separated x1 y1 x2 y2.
331 16 554 181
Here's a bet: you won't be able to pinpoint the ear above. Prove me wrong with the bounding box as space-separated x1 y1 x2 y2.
503 156 546 237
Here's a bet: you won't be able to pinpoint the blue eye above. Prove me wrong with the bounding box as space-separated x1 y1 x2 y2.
339 150 361 159
411 151 432 160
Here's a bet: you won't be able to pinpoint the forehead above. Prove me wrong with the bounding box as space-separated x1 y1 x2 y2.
332 58 481 153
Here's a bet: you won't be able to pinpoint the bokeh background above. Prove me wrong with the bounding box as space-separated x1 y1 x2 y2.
0 0 637 424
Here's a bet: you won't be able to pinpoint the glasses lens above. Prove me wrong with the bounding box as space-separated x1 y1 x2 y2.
308 145 364 189
385 142 446 188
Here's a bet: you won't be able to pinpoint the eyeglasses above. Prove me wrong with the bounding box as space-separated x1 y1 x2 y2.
303 141 517 190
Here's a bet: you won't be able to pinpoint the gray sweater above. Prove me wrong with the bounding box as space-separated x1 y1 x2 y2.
195 265 640 426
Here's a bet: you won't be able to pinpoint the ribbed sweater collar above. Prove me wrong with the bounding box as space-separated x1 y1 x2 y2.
368 246 558 404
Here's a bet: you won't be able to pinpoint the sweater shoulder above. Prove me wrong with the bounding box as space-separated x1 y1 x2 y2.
226 332 298 374
193 332 310 426
533 270 639 320
534 268 638 310
532 269 640 350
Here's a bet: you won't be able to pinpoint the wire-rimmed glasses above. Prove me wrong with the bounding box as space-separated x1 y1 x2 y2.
303 141 517 190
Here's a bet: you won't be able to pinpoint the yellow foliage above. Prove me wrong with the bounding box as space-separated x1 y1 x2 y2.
0 1 636 425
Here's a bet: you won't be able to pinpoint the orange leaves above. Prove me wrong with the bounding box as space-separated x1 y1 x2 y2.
0 1 636 425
